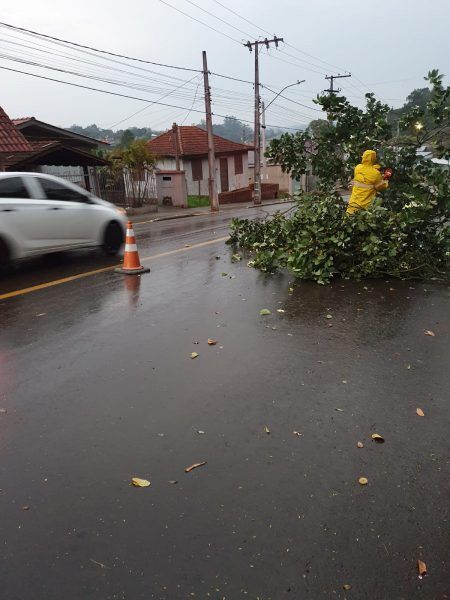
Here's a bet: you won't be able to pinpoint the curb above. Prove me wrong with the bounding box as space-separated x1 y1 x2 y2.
134 199 293 225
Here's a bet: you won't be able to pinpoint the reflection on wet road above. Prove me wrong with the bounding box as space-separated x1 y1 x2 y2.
0 204 281 297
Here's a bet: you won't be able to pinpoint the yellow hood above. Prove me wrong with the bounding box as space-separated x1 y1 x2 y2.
361 150 377 166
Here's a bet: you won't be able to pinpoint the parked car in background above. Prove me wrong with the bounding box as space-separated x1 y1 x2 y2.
0 172 127 267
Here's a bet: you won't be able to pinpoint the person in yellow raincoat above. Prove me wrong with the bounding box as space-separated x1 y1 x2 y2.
346 150 389 214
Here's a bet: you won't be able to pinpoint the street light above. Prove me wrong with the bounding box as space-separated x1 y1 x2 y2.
261 80 306 114
415 121 424 131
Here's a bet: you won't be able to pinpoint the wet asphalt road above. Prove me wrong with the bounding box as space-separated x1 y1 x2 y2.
0 205 448 600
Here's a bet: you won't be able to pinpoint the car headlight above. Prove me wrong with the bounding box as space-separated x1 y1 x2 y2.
115 207 127 216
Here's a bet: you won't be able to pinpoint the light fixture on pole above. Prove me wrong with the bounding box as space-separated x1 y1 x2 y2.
261 80 306 115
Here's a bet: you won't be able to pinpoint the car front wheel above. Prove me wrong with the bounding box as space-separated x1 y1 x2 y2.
103 221 124 256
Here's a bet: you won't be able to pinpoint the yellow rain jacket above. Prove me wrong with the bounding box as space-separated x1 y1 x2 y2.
346 150 388 214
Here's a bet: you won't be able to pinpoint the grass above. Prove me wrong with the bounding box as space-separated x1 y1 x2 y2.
187 195 210 208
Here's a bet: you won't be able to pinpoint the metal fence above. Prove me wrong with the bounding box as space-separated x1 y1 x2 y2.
39 166 157 207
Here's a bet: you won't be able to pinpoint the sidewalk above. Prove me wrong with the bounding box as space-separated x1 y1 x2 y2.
130 198 294 223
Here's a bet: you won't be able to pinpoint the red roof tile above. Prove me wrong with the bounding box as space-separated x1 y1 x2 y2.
0 107 32 153
147 125 252 157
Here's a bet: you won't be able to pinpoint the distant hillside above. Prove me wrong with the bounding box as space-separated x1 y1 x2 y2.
67 124 155 146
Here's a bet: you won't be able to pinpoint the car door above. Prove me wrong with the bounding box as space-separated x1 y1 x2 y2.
35 176 101 247
0 174 57 255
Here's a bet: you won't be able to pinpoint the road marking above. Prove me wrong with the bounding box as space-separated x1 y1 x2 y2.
0 236 229 301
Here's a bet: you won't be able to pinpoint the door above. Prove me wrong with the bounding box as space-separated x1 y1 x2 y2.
219 158 229 193
35 176 101 247
0 175 56 255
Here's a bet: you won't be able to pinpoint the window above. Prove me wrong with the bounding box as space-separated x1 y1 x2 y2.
162 176 172 181
39 178 90 202
234 154 243 175
0 177 30 198
191 158 203 182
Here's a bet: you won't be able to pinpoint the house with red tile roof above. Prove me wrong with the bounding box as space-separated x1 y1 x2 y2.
0 106 32 167
0 106 109 194
147 125 253 196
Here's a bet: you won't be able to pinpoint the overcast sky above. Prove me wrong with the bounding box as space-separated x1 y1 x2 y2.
1 0 449 132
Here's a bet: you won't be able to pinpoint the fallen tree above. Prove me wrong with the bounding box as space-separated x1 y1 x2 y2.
229 70 449 284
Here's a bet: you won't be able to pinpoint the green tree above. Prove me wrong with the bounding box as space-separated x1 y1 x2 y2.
229 70 449 284
117 129 135 149
306 118 332 138
106 139 157 208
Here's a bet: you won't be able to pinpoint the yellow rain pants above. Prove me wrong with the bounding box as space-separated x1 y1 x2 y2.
346 150 388 214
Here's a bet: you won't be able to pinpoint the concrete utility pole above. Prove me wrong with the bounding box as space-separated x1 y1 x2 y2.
261 100 267 185
245 36 283 205
172 122 180 171
202 50 219 212
324 73 352 94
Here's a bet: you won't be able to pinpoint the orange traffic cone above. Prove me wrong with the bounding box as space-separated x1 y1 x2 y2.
114 220 150 275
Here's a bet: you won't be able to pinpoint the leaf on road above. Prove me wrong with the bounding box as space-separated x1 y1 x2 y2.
190 352 199 359
196 430 205 434
371 433 385 443
184 244 191 248
168 480 178 484
289 287 294 293
185 461 207 473
131 477 151 487
231 254 241 262
207 339 217 345
424 330 435 336
357 441 364 448
293 431 302 436
406 364 411 370
358 477 368 485
22 505 30 511
416 407 425 417
260 309 271 316
325 314 333 319
277 309 285 313
221 272 228 277
264 426 271 434
343 584 352 591
417 559 427 577
0 408 7 414
335 408 344 412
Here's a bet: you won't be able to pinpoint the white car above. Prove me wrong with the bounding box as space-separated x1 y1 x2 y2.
0 172 127 267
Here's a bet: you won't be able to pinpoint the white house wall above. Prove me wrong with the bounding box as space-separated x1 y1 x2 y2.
155 153 249 196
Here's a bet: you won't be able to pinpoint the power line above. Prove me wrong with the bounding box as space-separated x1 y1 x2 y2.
157 0 241 44
262 84 322 113
108 74 201 129
208 0 349 74
0 33 202 88
183 0 252 39
0 64 306 131
0 20 283 90
180 79 202 124
0 20 202 73
1 40 315 122
180 0 330 76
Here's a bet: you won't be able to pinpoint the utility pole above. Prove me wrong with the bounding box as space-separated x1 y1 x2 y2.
261 100 267 185
172 122 180 171
324 73 351 94
245 36 283 205
202 50 219 211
